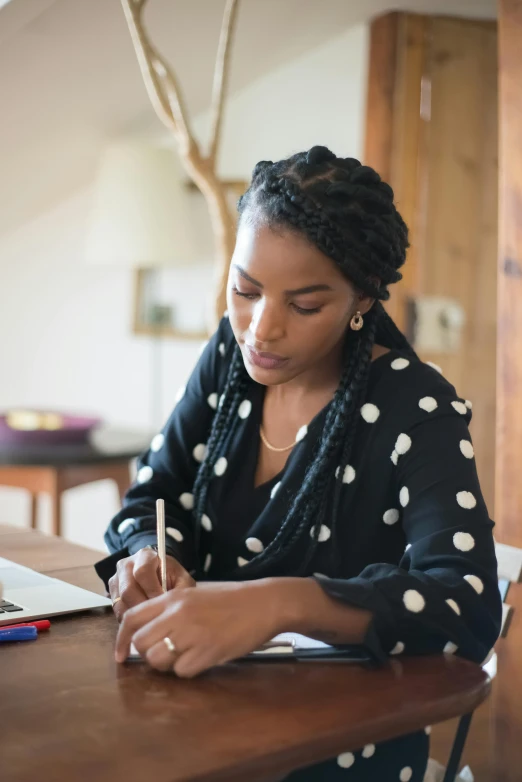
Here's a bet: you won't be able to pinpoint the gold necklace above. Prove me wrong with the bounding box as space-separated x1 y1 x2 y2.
259 424 296 453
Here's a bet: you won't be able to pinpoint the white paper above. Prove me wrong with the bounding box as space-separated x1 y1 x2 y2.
126 633 331 661
264 632 332 650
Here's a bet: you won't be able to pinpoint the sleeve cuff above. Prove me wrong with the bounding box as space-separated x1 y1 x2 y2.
94 532 196 591
94 548 129 592
313 574 394 662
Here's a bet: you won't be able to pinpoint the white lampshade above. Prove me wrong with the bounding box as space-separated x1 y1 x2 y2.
84 141 202 267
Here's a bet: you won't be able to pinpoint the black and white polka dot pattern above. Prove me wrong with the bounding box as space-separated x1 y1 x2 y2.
136 465 153 484
101 322 501 782
150 433 165 452
310 524 331 542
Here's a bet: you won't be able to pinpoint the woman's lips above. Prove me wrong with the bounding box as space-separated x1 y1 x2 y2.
244 344 289 370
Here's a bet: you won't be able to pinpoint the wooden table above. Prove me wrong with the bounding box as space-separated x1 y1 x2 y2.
0 524 491 782
0 427 151 536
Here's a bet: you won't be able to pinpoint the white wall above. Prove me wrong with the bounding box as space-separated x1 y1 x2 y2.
205 25 369 177
0 24 368 551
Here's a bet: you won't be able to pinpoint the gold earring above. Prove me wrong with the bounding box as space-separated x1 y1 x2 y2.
350 311 364 331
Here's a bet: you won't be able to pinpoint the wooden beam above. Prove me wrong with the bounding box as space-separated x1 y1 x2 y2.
363 13 428 330
496 0 522 548
364 12 399 182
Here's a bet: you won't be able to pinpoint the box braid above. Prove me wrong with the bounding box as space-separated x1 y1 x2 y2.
192 146 414 577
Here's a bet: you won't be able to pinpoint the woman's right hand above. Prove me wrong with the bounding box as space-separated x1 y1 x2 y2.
108 548 195 621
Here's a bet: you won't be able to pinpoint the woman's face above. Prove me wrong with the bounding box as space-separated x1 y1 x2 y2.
227 221 368 386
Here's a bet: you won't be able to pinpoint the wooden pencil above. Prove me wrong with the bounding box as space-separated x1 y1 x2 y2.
156 498 167 593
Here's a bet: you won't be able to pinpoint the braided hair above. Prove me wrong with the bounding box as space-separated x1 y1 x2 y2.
192 146 413 577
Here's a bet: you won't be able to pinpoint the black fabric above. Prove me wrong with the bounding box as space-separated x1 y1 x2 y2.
96 316 501 781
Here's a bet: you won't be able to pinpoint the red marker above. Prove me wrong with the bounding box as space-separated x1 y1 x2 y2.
1 620 51 631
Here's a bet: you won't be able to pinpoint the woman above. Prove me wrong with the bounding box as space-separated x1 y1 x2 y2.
96 146 501 781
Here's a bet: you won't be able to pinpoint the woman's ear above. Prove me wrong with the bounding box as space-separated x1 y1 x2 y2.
357 294 376 316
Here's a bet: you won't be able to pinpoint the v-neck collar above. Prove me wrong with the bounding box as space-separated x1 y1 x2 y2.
248 348 401 492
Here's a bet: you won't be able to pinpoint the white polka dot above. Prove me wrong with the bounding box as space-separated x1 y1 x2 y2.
214 457 228 476
460 440 474 459
465 399 473 409
457 491 477 509
400 486 410 507
391 358 410 370
201 514 212 532
175 386 186 403
390 641 405 655
362 744 376 758
342 465 356 484
452 401 468 415
400 767 413 782
218 342 226 357
391 450 399 465
117 518 135 534
166 527 183 543
310 524 331 542
361 403 380 423
207 392 218 410
203 553 212 572
295 424 308 442
270 481 281 499
238 399 252 419
464 574 484 594
395 433 412 455
223 310 229 318
444 641 458 654
137 465 153 483
453 531 475 551
426 361 443 374
419 396 438 413
237 556 249 567
337 752 355 769
383 508 400 525
193 443 207 462
424 726 432 735
403 589 425 613
150 433 165 452
446 599 461 615
246 537 264 554
405 543 412 551
179 492 194 510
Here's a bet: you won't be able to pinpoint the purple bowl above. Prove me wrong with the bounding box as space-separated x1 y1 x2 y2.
0 412 103 447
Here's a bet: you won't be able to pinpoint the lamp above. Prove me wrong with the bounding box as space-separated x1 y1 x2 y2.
84 140 200 268
85 140 211 426
85 139 213 335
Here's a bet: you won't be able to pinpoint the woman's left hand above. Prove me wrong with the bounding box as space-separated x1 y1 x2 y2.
114 579 283 678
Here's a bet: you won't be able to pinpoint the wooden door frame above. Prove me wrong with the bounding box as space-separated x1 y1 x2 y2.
496 0 522 550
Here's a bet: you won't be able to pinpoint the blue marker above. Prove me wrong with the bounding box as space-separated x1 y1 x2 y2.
0 626 38 643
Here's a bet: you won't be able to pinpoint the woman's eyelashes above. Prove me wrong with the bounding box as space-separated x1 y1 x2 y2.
232 286 322 316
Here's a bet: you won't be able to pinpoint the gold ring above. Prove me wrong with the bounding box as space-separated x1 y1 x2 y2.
112 596 122 607
163 637 176 653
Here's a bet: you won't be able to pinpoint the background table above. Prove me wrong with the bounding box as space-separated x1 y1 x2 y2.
0 427 151 536
0 524 491 782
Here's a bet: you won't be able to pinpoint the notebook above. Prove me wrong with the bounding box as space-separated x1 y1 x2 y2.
127 632 371 663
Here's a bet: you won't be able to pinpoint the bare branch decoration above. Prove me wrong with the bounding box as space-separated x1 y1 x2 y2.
120 0 242 327
208 0 240 165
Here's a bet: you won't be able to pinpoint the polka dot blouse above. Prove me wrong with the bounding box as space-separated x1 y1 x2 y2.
96 317 501 782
